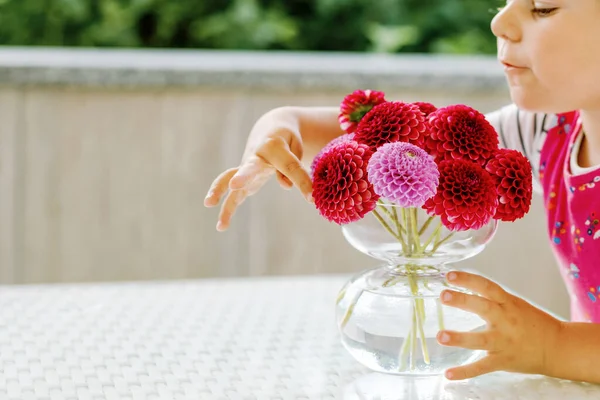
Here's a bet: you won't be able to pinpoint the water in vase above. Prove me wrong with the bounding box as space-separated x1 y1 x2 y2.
337 277 486 375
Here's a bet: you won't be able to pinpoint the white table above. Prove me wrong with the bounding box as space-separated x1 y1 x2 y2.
0 275 598 399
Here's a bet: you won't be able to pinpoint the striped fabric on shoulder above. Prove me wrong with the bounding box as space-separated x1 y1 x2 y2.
486 104 557 194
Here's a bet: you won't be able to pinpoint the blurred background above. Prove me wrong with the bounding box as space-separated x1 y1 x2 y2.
0 0 569 318
0 0 497 53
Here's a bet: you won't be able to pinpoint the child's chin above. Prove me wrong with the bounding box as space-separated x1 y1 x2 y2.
510 92 571 114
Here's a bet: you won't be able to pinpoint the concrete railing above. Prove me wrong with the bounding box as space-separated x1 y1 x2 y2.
0 47 568 317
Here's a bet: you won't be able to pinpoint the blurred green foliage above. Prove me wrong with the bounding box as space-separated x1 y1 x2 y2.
0 0 502 54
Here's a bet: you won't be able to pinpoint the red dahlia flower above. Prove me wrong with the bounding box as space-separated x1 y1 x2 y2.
413 102 437 117
312 141 379 224
425 104 499 166
485 149 533 222
423 159 498 231
339 89 387 133
354 101 427 151
310 133 354 178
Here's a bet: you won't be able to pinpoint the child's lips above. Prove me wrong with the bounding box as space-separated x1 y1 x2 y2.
501 60 528 73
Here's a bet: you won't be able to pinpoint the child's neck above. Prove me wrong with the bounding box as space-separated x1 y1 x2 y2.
578 110 600 168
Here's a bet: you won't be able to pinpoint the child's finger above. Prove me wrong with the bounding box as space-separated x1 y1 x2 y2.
255 137 313 202
276 172 293 189
446 271 507 303
440 289 500 321
229 158 271 190
437 330 495 351
216 189 248 231
205 168 238 207
445 357 498 380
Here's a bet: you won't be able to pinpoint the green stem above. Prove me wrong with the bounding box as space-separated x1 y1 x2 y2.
391 206 400 229
373 208 408 253
377 204 395 221
391 207 407 235
410 309 417 370
436 298 445 332
414 300 430 364
428 233 455 255
422 222 443 252
340 290 364 328
377 202 406 234
398 311 413 371
409 208 422 255
372 209 401 241
401 209 412 255
383 276 400 287
424 279 432 292
336 288 346 305
395 265 452 370
407 269 430 365
390 206 408 249
418 216 435 236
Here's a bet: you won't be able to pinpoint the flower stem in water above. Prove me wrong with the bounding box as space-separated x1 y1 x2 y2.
336 288 346 305
436 298 446 332
408 270 430 365
369 207 453 371
410 308 417 370
340 290 364 329
399 308 414 370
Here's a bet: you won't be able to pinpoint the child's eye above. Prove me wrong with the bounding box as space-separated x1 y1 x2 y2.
532 7 558 17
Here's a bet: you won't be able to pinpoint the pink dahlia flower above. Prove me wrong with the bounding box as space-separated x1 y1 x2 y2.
367 142 439 208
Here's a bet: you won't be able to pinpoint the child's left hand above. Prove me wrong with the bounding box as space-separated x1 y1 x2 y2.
437 270 563 380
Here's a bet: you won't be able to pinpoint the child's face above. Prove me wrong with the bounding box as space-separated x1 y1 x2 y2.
492 0 600 113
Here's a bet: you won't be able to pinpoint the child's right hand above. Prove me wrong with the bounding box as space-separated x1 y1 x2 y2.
204 107 314 232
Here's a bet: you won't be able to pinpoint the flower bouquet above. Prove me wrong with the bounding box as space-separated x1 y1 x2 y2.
311 90 533 375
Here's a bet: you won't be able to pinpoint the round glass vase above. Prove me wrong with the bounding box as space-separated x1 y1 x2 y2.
336 202 498 376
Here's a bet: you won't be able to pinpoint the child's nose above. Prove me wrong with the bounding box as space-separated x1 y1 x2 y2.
491 5 522 43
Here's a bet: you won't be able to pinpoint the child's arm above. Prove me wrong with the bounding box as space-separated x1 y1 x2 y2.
545 322 600 383
204 106 343 231
437 271 600 384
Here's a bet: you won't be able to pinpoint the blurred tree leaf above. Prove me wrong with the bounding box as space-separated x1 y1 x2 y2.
0 0 499 54
192 0 297 49
367 24 421 53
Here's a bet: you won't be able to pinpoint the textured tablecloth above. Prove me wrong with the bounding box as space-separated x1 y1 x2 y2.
0 274 598 400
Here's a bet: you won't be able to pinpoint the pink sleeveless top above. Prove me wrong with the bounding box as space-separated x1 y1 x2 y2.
540 111 600 322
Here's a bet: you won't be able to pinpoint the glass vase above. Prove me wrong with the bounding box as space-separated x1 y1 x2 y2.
336 201 498 375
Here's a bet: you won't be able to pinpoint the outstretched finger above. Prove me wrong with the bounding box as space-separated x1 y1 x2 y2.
217 189 248 231
437 330 495 351
445 356 499 380
229 158 272 190
446 271 507 303
440 290 500 321
205 168 238 207
277 172 293 190
257 140 313 202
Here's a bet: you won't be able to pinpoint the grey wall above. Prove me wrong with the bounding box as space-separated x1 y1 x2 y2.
0 47 568 318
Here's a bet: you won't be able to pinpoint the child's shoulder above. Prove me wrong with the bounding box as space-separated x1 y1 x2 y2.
553 110 580 135
487 104 555 150
487 105 574 193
